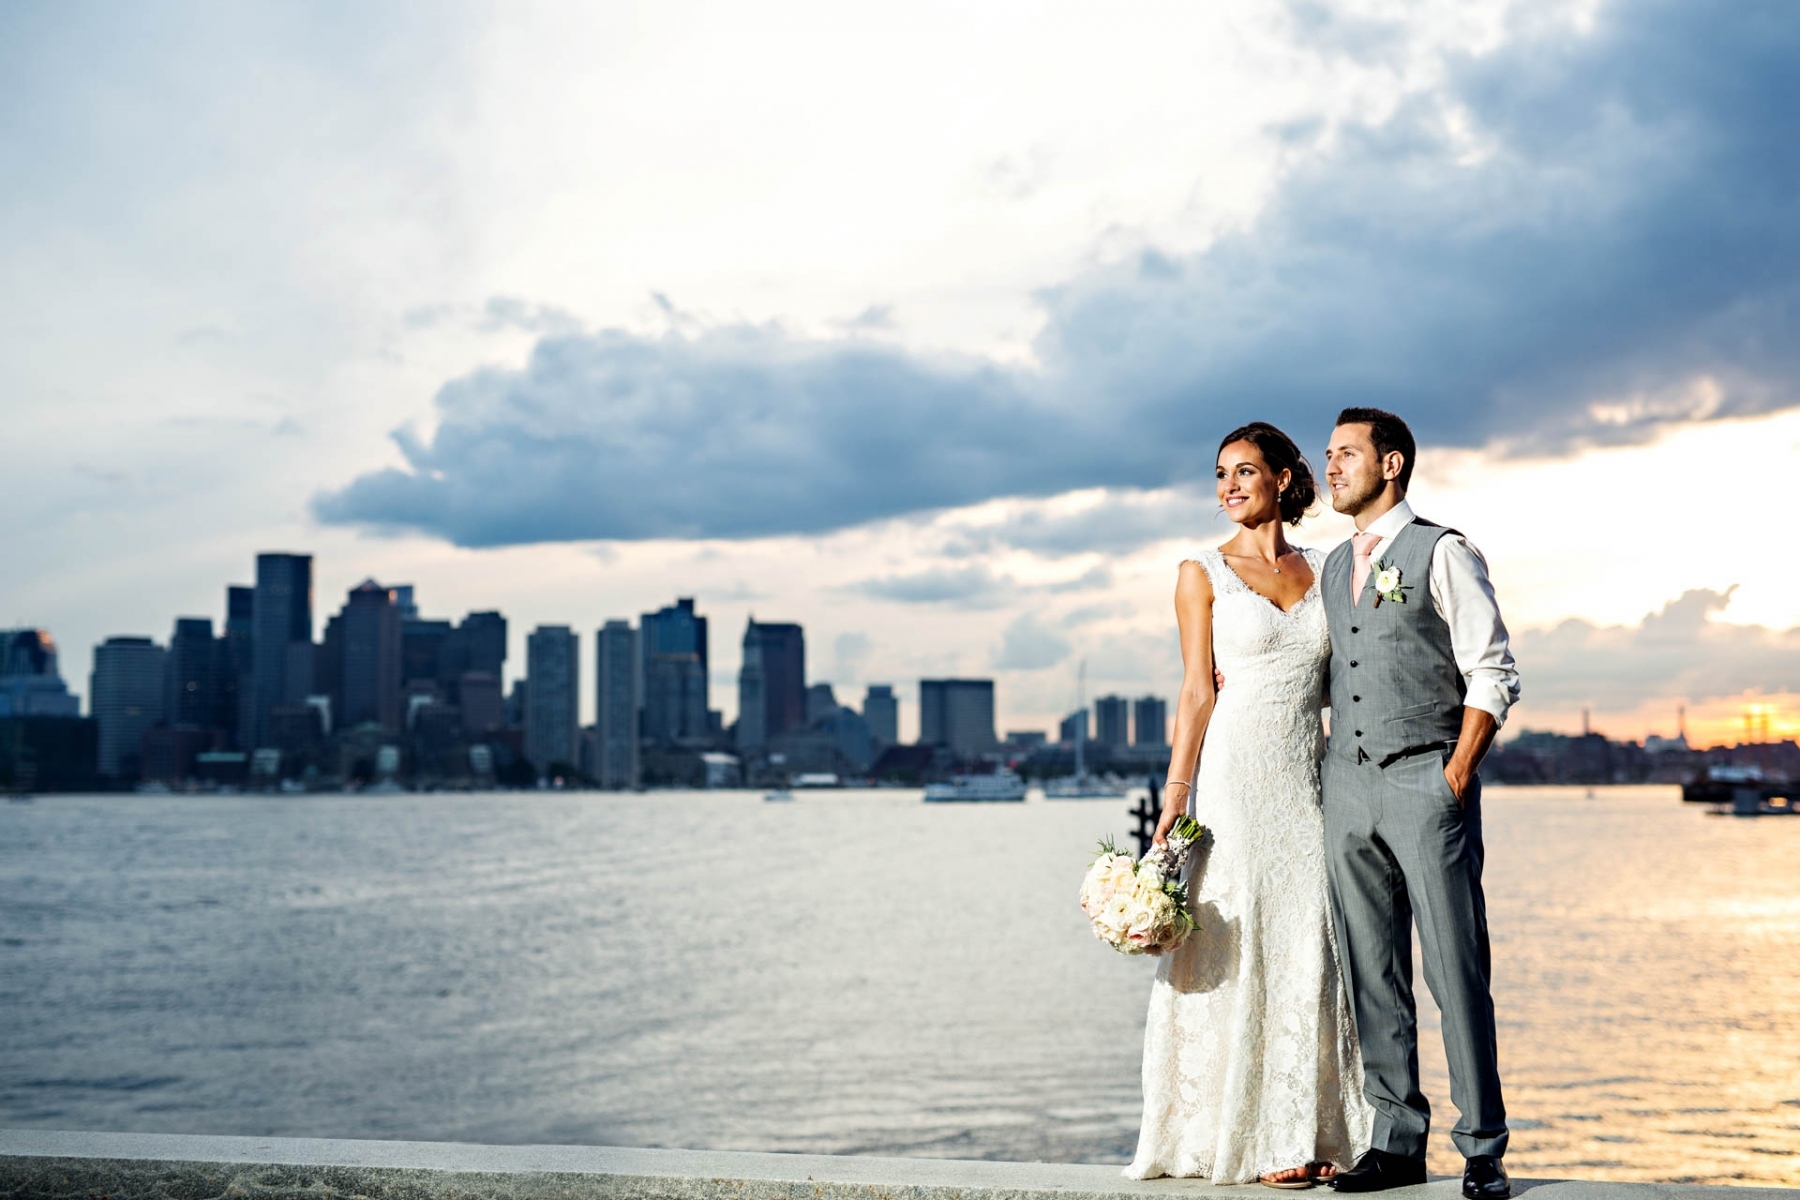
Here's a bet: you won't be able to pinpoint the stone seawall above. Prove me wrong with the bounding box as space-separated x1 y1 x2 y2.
3 1132 1796 1200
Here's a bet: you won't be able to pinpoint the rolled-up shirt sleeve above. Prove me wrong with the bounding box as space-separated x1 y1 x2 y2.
1429 535 1521 725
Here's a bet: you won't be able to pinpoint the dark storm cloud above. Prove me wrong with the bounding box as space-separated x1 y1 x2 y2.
316 0 1800 547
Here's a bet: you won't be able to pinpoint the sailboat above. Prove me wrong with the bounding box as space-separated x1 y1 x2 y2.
1044 660 1130 799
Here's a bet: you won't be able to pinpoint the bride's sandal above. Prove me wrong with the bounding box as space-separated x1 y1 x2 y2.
1259 1166 1315 1190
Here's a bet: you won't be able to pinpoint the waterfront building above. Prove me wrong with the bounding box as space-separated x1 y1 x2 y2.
863 684 898 748
595 619 639 789
0 629 80 718
737 619 805 758
219 586 254 747
1094 694 1130 748
806 682 839 724
641 598 708 746
329 581 404 732
166 617 218 729
1005 730 1048 749
1059 709 1088 745
525 625 579 773
251 553 313 747
402 618 453 689
0 713 97 791
459 672 504 736
918 678 997 755
1133 696 1168 747
91 635 167 779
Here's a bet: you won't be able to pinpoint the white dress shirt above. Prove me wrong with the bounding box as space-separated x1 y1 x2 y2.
1356 500 1521 726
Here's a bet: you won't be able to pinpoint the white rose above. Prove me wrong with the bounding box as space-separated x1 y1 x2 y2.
1375 567 1400 593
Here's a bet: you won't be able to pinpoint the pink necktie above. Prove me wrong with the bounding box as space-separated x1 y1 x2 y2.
1350 532 1381 605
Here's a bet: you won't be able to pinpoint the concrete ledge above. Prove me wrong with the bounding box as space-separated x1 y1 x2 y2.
3 1131 1796 1200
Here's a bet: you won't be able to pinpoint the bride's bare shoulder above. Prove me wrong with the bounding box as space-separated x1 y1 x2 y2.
1175 558 1215 601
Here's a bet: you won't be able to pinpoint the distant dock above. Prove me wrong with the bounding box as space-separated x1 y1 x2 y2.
4 1131 1798 1200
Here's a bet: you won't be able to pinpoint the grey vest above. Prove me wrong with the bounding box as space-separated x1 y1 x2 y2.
1324 518 1466 761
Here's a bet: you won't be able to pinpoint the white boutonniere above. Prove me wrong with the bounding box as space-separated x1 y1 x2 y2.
1372 561 1410 606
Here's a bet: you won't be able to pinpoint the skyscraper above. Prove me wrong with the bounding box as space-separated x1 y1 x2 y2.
251 553 313 747
439 610 507 704
1059 709 1088 745
918 679 997 755
863 684 898 748
1094 694 1130 747
91 636 167 779
525 625 579 773
641 598 708 746
737 619 804 755
1133 695 1168 747
219 586 254 747
595 619 639 789
0 629 80 718
166 617 218 728
334 580 404 731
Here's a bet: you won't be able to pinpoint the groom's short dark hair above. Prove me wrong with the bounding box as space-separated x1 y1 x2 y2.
1335 407 1416 491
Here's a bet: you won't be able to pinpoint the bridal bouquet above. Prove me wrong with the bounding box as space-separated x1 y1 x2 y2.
1078 816 1206 956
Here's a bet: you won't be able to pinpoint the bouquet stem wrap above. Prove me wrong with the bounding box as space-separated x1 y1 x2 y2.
1077 816 1207 956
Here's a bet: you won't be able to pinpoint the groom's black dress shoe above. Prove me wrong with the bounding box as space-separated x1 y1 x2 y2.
1327 1150 1427 1192
1462 1156 1510 1200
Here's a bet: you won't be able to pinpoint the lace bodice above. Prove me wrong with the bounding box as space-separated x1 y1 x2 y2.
1126 546 1371 1183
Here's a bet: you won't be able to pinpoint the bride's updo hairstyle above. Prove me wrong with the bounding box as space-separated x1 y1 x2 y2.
1216 421 1317 527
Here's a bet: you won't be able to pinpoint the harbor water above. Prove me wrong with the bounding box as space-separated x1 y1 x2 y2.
1 787 1795 1187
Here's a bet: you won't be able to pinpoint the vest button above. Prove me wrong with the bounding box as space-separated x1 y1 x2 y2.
1353 695 1361 702
1354 730 1364 737
1350 660 1359 668
1351 626 1360 634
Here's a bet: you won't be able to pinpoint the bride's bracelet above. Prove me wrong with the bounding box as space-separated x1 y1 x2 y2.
1162 779 1191 794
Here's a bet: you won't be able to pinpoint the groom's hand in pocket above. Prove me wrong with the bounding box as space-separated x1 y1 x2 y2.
1443 763 1473 807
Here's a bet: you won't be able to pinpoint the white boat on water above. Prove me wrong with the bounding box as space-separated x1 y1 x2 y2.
1044 773 1131 799
924 769 1027 803
1043 659 1131 799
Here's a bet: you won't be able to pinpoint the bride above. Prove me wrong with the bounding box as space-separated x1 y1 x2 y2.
1126 421 1373 1186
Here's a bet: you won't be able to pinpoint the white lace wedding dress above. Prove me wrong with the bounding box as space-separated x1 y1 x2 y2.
1126 547 1373 1182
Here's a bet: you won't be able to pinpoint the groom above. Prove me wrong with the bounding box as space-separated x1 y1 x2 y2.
1319 409 1520 1200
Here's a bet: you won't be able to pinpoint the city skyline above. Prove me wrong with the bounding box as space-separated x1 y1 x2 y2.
6 2 1800 747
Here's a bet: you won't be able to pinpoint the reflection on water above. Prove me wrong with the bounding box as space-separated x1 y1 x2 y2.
0 787 1794 1187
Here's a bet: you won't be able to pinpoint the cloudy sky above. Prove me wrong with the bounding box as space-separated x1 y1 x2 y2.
6 0 1799 746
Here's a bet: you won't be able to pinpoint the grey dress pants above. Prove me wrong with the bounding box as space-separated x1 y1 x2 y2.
1322 747 1508 1161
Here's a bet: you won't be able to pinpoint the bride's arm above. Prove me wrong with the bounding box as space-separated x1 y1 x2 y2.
1155 561 1216 845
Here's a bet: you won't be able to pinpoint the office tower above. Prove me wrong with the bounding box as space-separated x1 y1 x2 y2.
806 682 839 725
1133 695 1168 747
641 598 708 746
863 684 898 748
332 580 404 731
525 625 579 773
389 585 419 621
737 619 804 755
459 673 503 736
918 679 997 755
1094 694 1130 748
219 586 254 746
1059 710 1088 745
166 617 218 728
252 553 313 747
440 610 507 704
403 619 452 688
91 636 167 779
595 619 639 789
0 629 80 718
